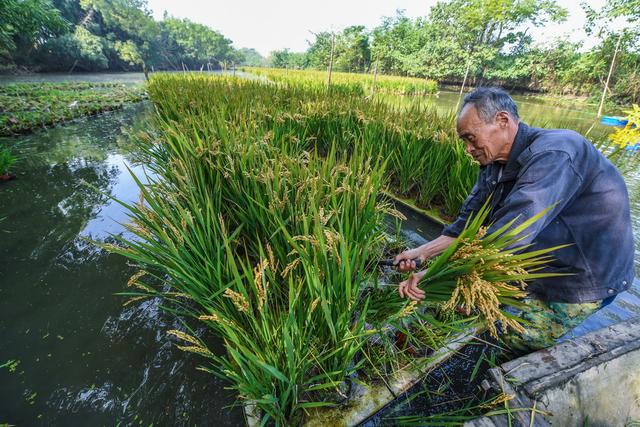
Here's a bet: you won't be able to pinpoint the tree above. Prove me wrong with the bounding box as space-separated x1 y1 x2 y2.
305 26 371 73
371 12 426 76
79 0 159 72
333 26 370 72
582 1 640 105
161 17 236 69
425 0 566 81
0 0 68 67
268 49 307 68
238 48 267 67
305 32 333 69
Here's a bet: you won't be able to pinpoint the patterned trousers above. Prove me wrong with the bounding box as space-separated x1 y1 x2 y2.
503 297 609 355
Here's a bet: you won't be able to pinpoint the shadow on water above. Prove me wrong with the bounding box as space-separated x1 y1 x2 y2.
0 103 243 426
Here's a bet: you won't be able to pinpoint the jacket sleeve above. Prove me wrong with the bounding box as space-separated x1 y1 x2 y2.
442 169 488 237
487 150 583 246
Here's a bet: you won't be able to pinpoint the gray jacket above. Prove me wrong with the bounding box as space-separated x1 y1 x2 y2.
442 122 635 303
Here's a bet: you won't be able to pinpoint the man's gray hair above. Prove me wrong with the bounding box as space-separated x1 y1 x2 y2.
460 87 520 123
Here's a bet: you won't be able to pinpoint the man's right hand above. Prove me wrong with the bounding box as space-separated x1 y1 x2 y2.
393 235 456 272
393 248 427 272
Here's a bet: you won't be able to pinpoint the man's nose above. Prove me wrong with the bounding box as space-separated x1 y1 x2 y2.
464 143 473 154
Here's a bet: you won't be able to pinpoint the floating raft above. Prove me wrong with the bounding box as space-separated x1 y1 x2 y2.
244 329 478 427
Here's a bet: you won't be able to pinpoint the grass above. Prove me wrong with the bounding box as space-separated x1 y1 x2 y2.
105 73 564 425
0 148 16 175
0 82 147 136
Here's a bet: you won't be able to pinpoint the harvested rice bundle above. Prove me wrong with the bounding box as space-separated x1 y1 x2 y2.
418 200 566 337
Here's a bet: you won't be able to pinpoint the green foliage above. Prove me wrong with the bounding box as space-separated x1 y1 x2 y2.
268 49 307 69
305 26 371 73
2 0 243 72
161 17 236 69
114 40 143 68
74 26 108 69
113 74 400 425
0 82 146 135
4 0 640 105
366 1 567 81
0 0 68 66
35 25 109 71
238 47 267 67
0 149 16 175
263 0 640 105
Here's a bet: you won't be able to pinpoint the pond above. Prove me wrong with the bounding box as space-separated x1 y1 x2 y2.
0 103 243 426
0 90 638 425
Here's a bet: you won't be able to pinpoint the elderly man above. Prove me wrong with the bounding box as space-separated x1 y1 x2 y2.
394 87 635 351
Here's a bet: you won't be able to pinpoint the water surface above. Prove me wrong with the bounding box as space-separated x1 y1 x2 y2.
0 103 242 426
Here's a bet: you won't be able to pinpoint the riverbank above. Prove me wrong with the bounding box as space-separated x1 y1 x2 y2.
0 82 146 136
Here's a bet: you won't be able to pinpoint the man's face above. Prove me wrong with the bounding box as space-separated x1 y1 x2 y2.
456 105 512 166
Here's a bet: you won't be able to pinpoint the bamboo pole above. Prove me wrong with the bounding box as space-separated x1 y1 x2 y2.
597 34 622 118
372 60 378 94
455 60 472 111
327 32 335 88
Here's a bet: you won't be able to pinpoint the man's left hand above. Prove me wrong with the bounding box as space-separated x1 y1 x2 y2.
399 270 426 301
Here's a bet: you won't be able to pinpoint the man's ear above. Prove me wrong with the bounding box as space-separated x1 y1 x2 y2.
495 111 510 128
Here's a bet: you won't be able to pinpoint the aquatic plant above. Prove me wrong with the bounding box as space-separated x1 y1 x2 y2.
107 102 396 424
0 82 146 136
106 73 561 425
369 200 565 338
0 149 16 175
421 201 566 337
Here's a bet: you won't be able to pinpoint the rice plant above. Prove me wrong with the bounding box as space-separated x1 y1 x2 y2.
370 200 567 338
145 73 476 217
107 89 398 423
105 73 563 425
244 67 439 96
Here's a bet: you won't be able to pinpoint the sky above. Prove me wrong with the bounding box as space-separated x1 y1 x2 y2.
145 0 622 57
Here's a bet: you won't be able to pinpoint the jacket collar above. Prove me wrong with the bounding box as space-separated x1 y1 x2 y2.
498 121 530 182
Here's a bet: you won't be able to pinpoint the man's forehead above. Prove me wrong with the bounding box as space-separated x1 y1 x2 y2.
457 104 478 131
458 104 479 121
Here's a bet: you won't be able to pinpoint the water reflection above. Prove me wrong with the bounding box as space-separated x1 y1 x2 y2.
0 103 242 426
